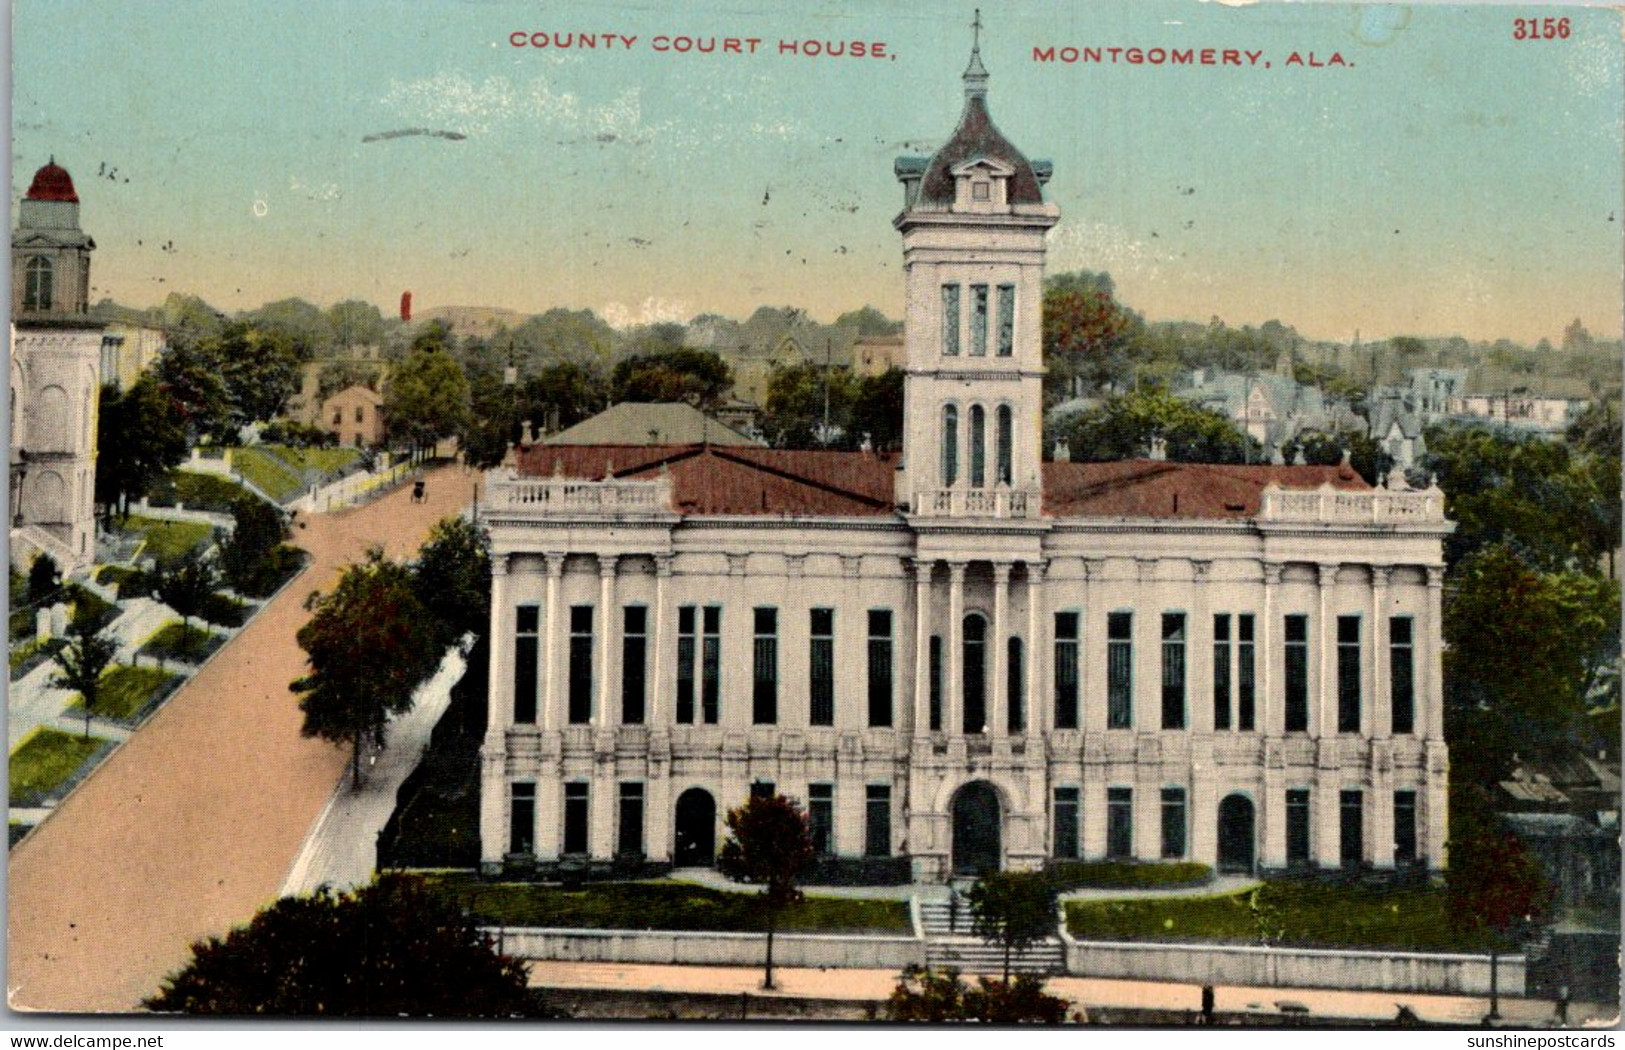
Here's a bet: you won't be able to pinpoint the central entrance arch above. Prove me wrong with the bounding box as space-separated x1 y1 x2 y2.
951 780 1002 876
674 787 716 866
1217 793 1256 874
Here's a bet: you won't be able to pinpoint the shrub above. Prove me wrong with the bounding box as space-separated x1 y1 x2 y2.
198 591 248 627
1045 860 1212 893
66 585 119 634
887 966 1069 1023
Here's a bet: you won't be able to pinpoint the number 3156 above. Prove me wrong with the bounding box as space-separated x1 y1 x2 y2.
1513 17 1571 40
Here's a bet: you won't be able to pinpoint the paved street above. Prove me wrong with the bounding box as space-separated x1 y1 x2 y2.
7 464 477 1013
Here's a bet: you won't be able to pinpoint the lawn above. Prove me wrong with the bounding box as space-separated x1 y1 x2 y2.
231 448 306 502
1065 878 1494 953
64 665 181 723
149 471 260 514
9 728 110 806
427 876 912 934
9 636 64 679
120 515 214 567
137 622 225 664
264 444 362 477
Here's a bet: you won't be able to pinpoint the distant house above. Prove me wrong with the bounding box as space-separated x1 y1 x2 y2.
544 401 763 447
1498 748 1621 913
1444 394 1585 436
98 322 167 391
1180 369 1336 459
1368 396 1427 469
320 384 385 447
853 334 905 377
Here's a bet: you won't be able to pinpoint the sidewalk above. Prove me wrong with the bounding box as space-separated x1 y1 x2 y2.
280 641 470 896
523 960 1616 1028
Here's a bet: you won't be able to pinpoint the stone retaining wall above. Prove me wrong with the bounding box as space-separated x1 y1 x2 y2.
486 926 925 971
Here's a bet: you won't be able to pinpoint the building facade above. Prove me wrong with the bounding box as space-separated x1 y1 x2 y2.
11 158 103 572
476 43 1453 881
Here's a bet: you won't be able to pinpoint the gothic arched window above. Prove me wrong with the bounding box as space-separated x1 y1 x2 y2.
941 404 959 487
996 405 1013 485
24 257 52 312
969 405 986 487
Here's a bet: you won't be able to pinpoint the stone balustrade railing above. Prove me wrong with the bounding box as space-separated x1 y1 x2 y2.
485 473 673 516
1258 483 1446 524
911 487 1036 520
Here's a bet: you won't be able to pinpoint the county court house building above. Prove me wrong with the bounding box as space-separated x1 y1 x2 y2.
476 43 1453 881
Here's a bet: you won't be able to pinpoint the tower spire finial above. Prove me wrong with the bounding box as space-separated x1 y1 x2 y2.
963 8 989 97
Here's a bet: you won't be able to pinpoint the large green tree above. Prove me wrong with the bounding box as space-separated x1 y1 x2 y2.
292 549 443 787
411 516 492 649
51 621 118 740
155 548 220 650
1051 388 1258 464
219 497 294 598
716 791 814 990
760 361 857 449
1042 270 1145 399
384 347 473 457
208 322 304 428
326 299 388 351
610 348 732 410
94 377 190 521
850 368 906 452
153 340 234 445
144 874 535 1016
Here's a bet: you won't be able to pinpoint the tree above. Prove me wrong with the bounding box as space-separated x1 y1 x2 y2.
1052 388 1258 464
94 378 191 521
1280 426 1393 486
1447 815 1552 1020
383 347 472 458
850 368 906 452
327 299 388 351
219 497 291 597
155 548 219 650
144 874 536 1016
833 305 903 337
51 621 118 740
292 549 443 787
206 322 305 430
1042 271 1145 399
316 359 383 401
760 361 857 449
886 965 1069 1023
411 516 492 649
610 348 733 410
153 340 233 445
27 553 61 604
242 298 333 359
715 791 814 990
966 871 1058 982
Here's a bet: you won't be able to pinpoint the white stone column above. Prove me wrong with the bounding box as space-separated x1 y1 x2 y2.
1027 561 1046 735
1191 560 1213 734
597 554 618 727
1262 562 1282 737
542 553 564 731
1371 566 1391 740
485 554 513 743
948 560 966 736
913 558 932 736
1423 566 1445 742
1082 559 1105 733
478 746 507 867
1316 563 1338 737
991 561 1011 737
651 555 672 725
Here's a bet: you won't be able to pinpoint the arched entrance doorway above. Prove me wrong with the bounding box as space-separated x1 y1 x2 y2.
674 787 716 866
951 781 1001 876
1217 794 1256 874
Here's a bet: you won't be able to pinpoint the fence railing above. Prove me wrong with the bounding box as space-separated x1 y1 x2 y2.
1258 484 1446 524
911 487 1035 520
485 474 673 516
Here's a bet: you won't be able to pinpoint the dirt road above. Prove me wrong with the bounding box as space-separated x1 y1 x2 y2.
8 464 479 1013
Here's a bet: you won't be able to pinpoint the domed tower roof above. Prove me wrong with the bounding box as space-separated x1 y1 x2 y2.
26 157 79 203
915 22 1045 207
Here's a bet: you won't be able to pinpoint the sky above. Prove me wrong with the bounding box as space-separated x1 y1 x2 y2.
11 0 1624 344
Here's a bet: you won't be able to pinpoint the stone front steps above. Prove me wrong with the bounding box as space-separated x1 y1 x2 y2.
917 900 1065 976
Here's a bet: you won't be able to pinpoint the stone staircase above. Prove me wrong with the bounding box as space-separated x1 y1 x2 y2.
918 899 1066 976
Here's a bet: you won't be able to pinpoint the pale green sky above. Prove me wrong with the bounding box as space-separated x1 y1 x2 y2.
12 0 1624 343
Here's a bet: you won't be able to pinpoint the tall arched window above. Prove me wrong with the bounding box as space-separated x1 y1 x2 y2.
962 613 987 734
1007 636 1025 732
996 405 1013 485
941 404 959 487
969 405 986 487
24 257 53 312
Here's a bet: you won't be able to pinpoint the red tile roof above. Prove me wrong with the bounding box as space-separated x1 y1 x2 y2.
513 445 1369 520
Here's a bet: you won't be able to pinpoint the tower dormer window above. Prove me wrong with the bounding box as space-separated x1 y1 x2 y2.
24 257 52 312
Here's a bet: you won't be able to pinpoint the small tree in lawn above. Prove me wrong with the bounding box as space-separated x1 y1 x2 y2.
51 621 118 739
967 871 1059 983
155 548 218 652
716 791 814 991
292 548 442 788
144 873 538 1016
1447 817 1553 1020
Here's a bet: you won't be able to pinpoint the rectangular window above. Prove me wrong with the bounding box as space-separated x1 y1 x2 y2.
751 781 775 800
1212 614 1231 730
1237 614 1256 731
753 607 778 725
1284 615 1309 732
702 606 721 724
514 605 539 725
865 785 891 857
1286 789 1311 865
563 782 589 855
1390 617 1415 735
1107 612 1133 729
1161 787 1187 860
867 610 893 727
970 284 988 356
810 608 834 727
618 782 644 857
510 782 535 855
941 284 961 356
568 605 593 724
1007 637 1025 732
621 606 647 725
676 606 696 724
1162 613 1186 730
355 405 364 423
1340 790 1364 869
809 784 834 856
1394 790 1417 865
1337 616 1361 733
929 635 943 731
1053 787 1080 859
1107 787 1133 859
996 284 1015 356
1054 612 1079 730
